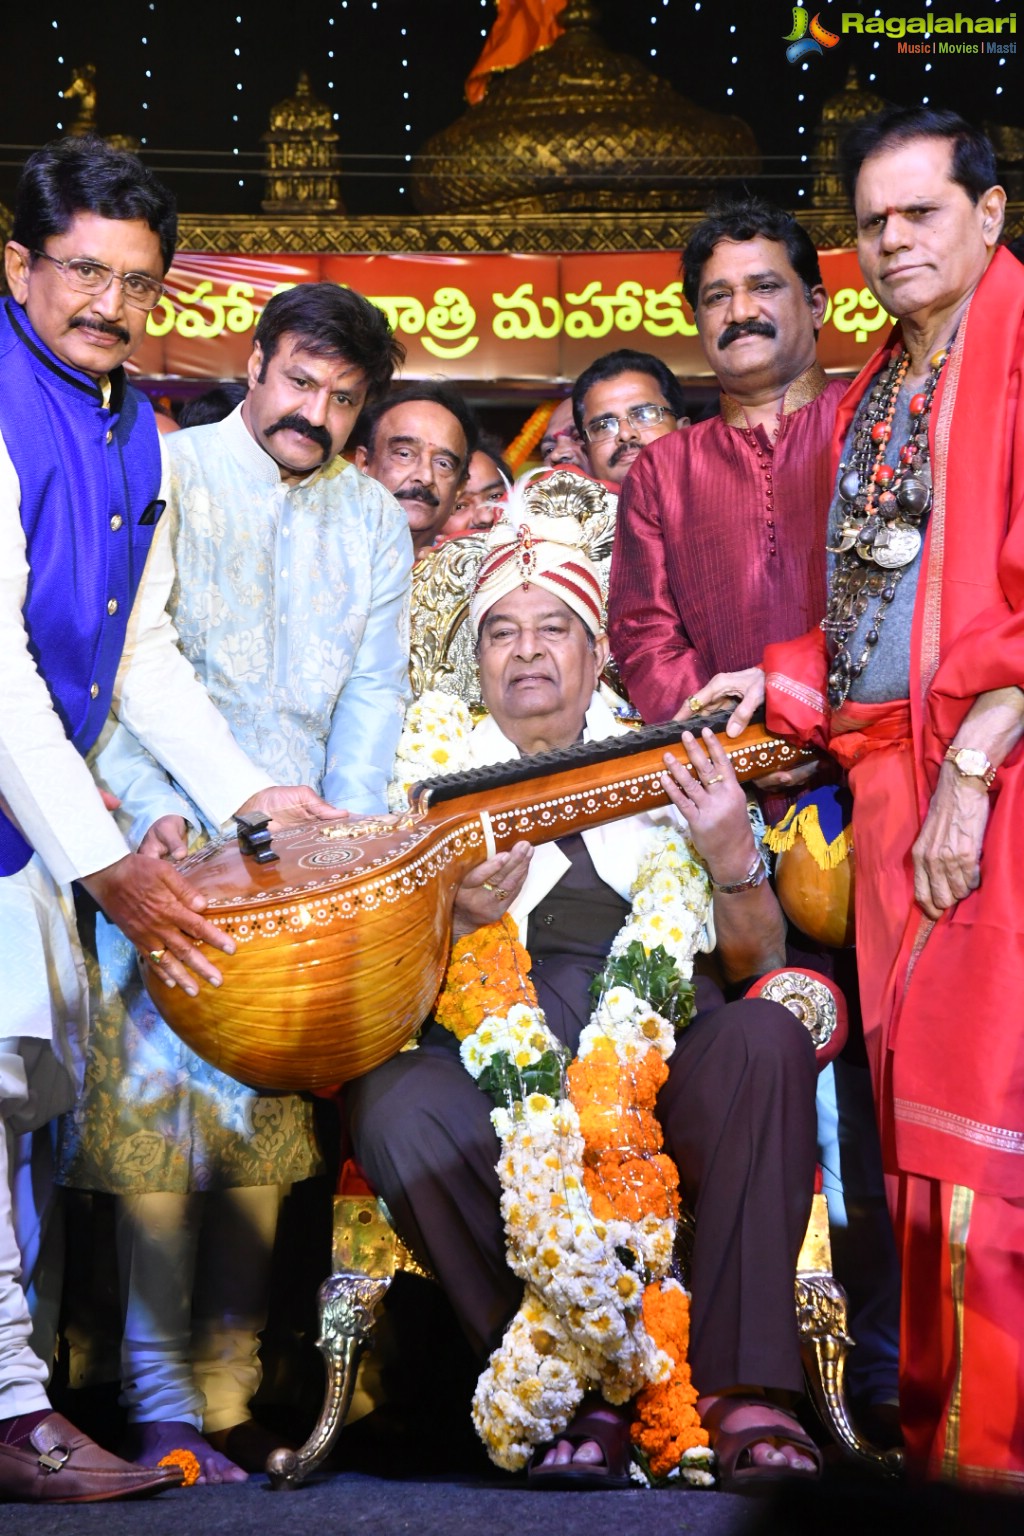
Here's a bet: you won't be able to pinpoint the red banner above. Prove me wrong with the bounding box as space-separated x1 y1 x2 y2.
130 249 893 383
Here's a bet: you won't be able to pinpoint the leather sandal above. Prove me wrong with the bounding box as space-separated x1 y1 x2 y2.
0 1413 183 1503
700 1395 823 1493
527 1401 634 1490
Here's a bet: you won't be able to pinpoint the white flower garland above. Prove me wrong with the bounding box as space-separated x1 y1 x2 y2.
462 826 713 1477
387 689 475 812
390 691 716 1485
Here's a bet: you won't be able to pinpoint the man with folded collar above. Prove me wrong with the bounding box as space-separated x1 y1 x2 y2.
0 137 340 1503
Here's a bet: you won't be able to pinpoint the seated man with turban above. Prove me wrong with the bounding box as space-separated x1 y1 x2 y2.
346 513 823 1489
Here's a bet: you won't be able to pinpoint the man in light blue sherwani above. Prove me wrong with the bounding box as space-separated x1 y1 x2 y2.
58 284 412 1481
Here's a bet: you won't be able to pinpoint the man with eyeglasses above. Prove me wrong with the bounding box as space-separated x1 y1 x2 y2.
352 380 478 557
0 136 340 1503
571 348 689 489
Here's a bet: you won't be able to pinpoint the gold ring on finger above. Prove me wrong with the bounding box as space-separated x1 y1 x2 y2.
688 696 703 713
148 948 167 965
705 774 724 785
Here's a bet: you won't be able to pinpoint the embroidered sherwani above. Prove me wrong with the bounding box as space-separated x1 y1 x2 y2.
762 248 1024 1487
58 407 414 1193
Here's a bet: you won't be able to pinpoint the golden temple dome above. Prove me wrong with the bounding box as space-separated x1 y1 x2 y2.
410 0 759 216
810 67 888 206
261 72 343 213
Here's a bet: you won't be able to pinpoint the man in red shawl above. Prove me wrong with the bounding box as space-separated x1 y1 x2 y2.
692 108 1024 1489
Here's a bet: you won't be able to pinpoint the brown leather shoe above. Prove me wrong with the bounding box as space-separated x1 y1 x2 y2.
0 1413 183 1503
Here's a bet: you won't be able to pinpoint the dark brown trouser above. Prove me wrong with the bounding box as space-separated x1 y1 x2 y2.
345 973 818 1396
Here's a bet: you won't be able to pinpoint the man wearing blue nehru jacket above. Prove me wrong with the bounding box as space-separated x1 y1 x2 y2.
0 136 339 1503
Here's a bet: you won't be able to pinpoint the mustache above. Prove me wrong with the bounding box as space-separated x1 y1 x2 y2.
265 413 332 455
69 315 130 344
608 440 639 468
395 485 441 507
719 319 776 350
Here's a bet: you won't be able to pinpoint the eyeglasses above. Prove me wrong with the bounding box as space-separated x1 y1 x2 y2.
32 251 166 312
584 403 677 443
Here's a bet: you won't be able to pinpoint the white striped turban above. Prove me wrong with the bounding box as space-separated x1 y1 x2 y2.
469 512 603 638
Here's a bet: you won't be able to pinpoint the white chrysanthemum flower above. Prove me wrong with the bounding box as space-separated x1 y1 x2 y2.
387 691 474 810
595 985 643 1026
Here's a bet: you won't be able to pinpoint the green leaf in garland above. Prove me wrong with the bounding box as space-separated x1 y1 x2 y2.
591 941 696 1031
477 1047 568 1106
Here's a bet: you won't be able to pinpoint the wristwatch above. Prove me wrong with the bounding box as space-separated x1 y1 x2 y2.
944 745 996 789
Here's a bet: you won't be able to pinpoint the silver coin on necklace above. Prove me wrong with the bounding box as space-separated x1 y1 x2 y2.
872 525 922 569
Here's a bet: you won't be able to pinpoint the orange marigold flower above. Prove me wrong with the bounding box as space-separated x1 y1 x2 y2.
157 1448 201 1486
631 1049 669 1107
570 1042 680 1222
583 1152 679 1223
632 1282 708 1476
435 917 537 1039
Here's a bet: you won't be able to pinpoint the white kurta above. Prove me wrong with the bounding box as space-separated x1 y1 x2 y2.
0 408 269 1415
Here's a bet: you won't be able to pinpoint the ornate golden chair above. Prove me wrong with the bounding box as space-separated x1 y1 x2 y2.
266 474 902 1489
407 469 618 712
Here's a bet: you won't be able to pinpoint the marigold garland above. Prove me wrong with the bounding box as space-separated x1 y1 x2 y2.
503 398 557 473
633 1281 710 1482
390 691 716 1486
435 918 536 1041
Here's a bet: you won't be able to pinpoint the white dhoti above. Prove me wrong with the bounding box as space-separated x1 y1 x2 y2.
0 854 89 1415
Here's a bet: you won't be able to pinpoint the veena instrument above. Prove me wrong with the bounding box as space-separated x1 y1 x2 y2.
142 711 810 1091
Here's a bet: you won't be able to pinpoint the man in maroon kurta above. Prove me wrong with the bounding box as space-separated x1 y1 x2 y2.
607 198 846 726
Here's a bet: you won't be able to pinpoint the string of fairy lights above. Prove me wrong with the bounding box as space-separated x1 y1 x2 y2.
41 2 1016 209
140 8 151 145
232 13 244 189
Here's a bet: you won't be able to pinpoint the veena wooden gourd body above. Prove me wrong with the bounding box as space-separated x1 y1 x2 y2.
142 711 811 1091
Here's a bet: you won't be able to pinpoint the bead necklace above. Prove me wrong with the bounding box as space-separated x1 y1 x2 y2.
822 335 954 710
